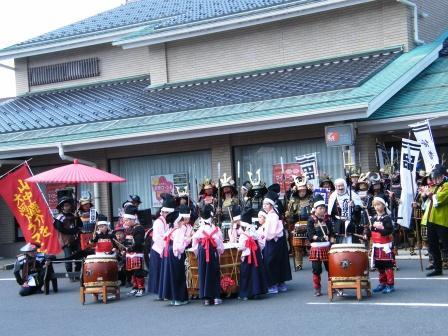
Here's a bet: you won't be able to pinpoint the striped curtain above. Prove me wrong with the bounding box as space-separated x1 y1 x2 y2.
110 150 211 215
234 139 343 187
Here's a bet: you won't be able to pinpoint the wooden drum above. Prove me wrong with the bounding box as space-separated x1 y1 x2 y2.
82 255 119 288
292 222 307 247
328 244 369 279
185 243 241 297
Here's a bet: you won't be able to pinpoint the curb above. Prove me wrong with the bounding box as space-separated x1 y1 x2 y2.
1 263 14 271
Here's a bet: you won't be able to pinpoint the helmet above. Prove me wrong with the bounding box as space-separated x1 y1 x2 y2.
128 194 142 204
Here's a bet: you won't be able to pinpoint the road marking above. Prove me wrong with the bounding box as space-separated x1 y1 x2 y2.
307 302 448 307
371 277 448 280
0 278 15 281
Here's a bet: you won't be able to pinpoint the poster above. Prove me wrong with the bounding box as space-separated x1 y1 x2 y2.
46 184 70 214
151 173 189 207
272 163 302 194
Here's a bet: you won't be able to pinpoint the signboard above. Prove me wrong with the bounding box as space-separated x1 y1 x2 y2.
325 124 354 146
272 163 302 194
151 173 189 207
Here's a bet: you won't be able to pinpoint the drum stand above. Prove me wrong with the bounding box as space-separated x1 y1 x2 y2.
80 285 120 304
327 276 371 301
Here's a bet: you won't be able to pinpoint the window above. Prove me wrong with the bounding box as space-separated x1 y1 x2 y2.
28 58 100 86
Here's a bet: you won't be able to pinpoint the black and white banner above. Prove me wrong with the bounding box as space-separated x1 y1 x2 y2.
409 120 439 171
397 139 421 229
376 142 389 169
295 153 319 188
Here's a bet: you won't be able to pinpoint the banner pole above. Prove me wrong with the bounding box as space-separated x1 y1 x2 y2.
0 160 30 180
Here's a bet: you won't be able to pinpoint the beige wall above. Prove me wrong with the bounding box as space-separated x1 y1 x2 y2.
162 0 409 85
0 199 16 245
15 44 151 95
412 0 448 43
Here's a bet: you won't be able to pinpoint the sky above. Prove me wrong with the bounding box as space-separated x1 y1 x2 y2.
0 0 125 98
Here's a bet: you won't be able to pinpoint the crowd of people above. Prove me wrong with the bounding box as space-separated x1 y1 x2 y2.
13 163 448 304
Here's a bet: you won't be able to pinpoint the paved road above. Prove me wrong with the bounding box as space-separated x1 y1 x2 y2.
1 259 446 336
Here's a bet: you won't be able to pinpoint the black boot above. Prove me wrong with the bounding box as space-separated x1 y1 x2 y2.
426 270 443 277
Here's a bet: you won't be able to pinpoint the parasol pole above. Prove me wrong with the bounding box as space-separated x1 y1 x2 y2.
25 161 53 214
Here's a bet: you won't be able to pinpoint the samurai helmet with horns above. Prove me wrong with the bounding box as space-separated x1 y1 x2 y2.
247 169 264 189
176 186 189 198
220 173 235 188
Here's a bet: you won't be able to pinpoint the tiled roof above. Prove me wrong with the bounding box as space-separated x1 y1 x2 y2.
2 0 326 51
367 38 448 121
0 49 399 133
0 35 443 157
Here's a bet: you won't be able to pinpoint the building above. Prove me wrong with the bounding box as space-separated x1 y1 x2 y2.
0 0 447 255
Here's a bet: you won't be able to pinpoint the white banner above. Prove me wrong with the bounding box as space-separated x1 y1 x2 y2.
376 142 388 169
409 120 439 171
295 153 319 188
397 139 421 229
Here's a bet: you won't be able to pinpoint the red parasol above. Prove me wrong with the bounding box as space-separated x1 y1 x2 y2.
25 159 126 184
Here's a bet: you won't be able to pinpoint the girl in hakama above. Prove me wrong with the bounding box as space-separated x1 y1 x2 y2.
158 205 191 305
192 204 224 305
238 210 268 300
262 191 292 294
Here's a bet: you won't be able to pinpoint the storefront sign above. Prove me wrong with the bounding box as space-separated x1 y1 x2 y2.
325 124 354 146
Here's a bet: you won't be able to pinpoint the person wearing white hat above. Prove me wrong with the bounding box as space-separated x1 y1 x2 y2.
148 193 176 296
238 209 268 300
192 204 225 306
124 209 146 297
366 194 396 294
307 196 333 297
13 243 47 296
262 191 292 294
90 220 116 254
158 205 191 306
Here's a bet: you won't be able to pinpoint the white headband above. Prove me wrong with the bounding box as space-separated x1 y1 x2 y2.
123 214 135 219
313 200 326 209
263 198 275 206
161 207 175 213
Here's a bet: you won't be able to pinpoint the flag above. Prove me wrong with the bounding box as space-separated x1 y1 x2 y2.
409 120 439 171
376 142 389 169
397 139 421 229
0 163 61 254
295 153 319 188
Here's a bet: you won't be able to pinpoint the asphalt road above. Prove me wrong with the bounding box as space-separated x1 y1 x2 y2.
1 259 447 336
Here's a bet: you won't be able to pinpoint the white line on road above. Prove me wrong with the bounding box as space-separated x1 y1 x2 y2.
307 302 448 307
0 278 15 281
371 277 448 280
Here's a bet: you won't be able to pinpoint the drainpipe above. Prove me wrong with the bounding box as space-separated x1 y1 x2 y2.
397 0 425 45
58 143 101 213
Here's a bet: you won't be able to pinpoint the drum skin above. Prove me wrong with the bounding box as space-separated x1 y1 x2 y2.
328 244 368 278
83 255 118 287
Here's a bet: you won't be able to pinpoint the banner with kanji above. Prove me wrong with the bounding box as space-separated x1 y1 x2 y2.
376 142 389 169
0 164 61 254
397 139 421 229
295 153 319 188
409 120 439 171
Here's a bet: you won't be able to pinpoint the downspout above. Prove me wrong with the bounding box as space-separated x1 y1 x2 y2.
397 0 425 45
58 143 101 213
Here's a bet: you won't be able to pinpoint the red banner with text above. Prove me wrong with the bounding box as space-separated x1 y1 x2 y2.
272 163 302 194
0 164 61 254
